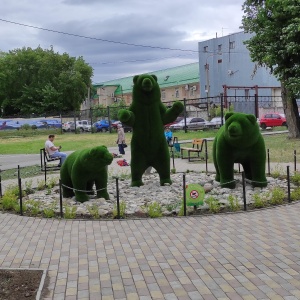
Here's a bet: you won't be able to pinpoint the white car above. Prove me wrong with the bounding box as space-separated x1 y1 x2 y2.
205 117 225 129
70 120 91 132
62 121 73 132
169 117 208 130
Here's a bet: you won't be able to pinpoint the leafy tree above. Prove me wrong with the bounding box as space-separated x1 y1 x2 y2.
242 0 300 138
0 47 93 116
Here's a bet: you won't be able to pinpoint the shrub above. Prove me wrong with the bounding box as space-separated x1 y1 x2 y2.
227 194 240 212
269 187 285 205
24 179 34 195
205 196 221 213
252 192 268 208
20 124 31 130
87 204 100 219
291 172 300 186
147 201 162 218
36 179 46 191
113 201 126 218
291 187 300 201
25 199 41 216
64 205 77 219
1 191 18 210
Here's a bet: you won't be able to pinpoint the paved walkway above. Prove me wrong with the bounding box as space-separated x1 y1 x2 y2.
1 203 300 299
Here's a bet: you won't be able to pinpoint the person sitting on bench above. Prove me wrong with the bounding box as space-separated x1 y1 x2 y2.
45 134 67 167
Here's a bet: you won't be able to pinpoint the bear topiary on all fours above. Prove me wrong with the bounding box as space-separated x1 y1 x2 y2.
213 112 267 189
60 145 113 203
118 74 184 187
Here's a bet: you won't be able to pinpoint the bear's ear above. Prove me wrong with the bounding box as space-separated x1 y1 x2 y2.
151 75 158 82
133 75 139 84
246 114 257 125
225 112 234 121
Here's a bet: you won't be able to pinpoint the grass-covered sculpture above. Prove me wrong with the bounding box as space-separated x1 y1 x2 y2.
60 145 113 202
213 112 267 189
118 74 184 187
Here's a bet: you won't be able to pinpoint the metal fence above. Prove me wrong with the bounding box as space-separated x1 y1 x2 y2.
0 95 285 134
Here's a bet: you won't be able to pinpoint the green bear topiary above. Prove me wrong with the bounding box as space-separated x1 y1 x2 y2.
213 112 267 189
60 145 113 203
118 74 184 187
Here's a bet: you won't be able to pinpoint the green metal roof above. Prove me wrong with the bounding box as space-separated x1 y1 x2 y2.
93 62 199 96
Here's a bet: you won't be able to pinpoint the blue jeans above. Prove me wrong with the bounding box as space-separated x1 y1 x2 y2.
118 144 125 155
50 151 67 165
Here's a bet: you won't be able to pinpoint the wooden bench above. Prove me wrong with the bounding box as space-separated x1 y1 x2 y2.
40 148 61 171
180 138 208 162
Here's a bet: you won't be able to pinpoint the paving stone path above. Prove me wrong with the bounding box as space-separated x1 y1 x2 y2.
0 202 300 299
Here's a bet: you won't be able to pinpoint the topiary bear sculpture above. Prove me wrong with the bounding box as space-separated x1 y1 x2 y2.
60 145 113 203
118 74 184 187
213 112 267 189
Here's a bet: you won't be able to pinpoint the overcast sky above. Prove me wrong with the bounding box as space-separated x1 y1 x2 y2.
1 0 245 83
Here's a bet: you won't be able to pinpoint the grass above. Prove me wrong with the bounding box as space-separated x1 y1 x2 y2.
0 126 299 163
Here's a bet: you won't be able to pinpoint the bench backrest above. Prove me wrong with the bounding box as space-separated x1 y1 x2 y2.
192 138 206 150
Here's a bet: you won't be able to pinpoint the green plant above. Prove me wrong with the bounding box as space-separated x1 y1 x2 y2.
291 187 300 201
271 164 285 179
291 172 300 186
227 194 240 212
178 202 185 216
5 184 24 197
36 179 46 191
25 199 41 216
1 191 18 210
64 205 77 219
87 204 100 219
43 202 57 218
205 196 221 213
24 179 34 195
47 176 58 189
147 201 162 218
171 168 176 174
252 192 268 208
20 124 31 130
112 201 126 218
13 201 27 213
118 170 131 181
269 187 285 205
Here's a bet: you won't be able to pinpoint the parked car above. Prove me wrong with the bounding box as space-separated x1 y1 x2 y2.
62 121 74 132
204 117 225 129
170 117 208 130
165 117 184 128
111 121 132 132
259 113 287 129
93 120 110 132
70 120 91 132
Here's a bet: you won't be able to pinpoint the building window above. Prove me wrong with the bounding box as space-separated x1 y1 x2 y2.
218 44 222 52
229 41 235 49
190 88 194 97
175 89 179 98
203 46 208 53
161 90 166 99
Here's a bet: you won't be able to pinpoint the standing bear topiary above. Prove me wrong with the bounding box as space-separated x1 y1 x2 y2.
118 74 184 187
60 145 113 203
213 112 267 189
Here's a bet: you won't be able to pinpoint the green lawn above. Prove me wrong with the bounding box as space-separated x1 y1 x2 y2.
0 127 300 163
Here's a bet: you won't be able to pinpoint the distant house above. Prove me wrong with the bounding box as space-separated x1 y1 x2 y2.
91 63 200 107
198 31 282 113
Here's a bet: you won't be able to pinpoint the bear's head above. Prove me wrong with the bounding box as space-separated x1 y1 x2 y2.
132 74 161 105
223 112 261 148
85 146 113 168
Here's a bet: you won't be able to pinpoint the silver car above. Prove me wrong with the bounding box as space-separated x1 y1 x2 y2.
170 117 208 130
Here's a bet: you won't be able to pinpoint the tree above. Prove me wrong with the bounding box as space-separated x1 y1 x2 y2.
242 0 300 138
0 47 93 116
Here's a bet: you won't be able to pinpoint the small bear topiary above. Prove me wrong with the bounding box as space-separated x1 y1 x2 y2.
213 112 267 189
118 74 184 187
60 145 113 203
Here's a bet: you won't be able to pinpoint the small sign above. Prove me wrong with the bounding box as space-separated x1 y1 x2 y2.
185 183 205 206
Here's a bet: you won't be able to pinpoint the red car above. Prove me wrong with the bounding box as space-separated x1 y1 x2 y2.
165 117 183 128
259 113 287 129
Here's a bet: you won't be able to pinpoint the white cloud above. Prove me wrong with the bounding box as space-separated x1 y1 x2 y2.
0 0 245 82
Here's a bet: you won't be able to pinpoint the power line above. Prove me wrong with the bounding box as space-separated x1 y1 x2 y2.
0 18 199 53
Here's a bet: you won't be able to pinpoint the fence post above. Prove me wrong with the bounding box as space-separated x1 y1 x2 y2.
107 106 112 133
287 166 291 203
294 150 297 173
242 172 247 211
254 94 259 119
116 177 120 219
183 174 186 216
183 98 187 133
267 149 270 176
59 179 63 218
220 93 224 121
0 169 2 198
18 177 23 216
90 107 93 134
